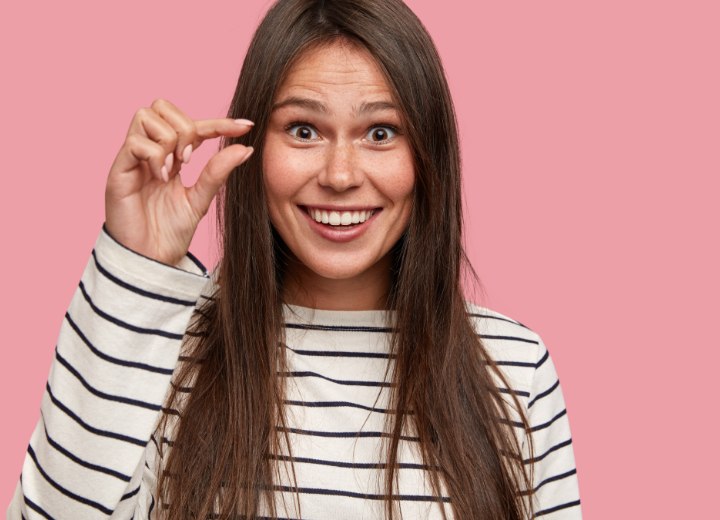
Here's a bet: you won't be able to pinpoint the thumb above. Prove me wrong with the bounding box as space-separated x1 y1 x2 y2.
187 144 254 216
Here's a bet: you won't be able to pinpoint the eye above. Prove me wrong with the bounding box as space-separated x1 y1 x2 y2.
286 122 319 141
365 125 398 144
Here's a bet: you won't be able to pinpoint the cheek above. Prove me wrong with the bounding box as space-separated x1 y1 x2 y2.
391 153 415 228
369 150 415 203
262 137 298 217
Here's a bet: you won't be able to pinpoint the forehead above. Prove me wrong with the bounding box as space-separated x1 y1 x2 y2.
276 41 392 101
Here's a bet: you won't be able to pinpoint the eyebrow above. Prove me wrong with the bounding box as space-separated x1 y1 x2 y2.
271 96 398 115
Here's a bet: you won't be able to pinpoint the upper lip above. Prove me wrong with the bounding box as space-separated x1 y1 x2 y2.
300 204 381 211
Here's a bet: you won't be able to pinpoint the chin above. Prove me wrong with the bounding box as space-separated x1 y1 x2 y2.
305 261 372 281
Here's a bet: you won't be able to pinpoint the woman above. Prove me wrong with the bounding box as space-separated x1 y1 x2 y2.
8 0 581 518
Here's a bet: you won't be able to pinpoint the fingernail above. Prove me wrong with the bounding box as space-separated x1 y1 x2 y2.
164 152 174 171
234 118 255 126
243 146 255 160
182 144 192 164
161 165 169 182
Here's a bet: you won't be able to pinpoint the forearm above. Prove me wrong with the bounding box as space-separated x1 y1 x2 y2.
8 224 211 519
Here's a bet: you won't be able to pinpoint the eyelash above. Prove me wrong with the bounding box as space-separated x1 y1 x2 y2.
284 121 400 145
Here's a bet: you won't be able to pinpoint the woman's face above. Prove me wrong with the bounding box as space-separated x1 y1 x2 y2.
263 41 414 310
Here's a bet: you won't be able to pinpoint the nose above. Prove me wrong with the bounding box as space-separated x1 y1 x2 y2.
317 141 363 191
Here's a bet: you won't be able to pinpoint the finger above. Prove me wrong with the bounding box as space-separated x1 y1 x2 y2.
128 108 178 177
150 98 197 165
186 144 254 216
194 118 255 146
113 133 169 182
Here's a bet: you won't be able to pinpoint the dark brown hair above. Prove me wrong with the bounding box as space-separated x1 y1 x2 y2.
156 1 534 518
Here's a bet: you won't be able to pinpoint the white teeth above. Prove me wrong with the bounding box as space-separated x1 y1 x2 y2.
307 207 375 226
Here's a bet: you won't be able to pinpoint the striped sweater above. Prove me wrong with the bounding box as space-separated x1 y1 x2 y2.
8 224 582 519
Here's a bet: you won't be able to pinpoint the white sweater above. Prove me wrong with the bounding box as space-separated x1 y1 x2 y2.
8 224 582 519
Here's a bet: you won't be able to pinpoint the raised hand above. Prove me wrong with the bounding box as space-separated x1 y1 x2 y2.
104 98 254 266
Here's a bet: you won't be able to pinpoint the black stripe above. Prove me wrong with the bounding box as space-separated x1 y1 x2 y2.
120 485 140 501
499 386 530 398
148 494 155 519
209 516 298 520
285 314 538 345
286 312 531 334
284 343 535 365
162 371 524 400
170 381 193 393
283 400 397 414
91 249 198 306
78 281 184 340
270 484 450 503
534 468 577 492
64 312 173 375
185 250 209 276
277 426 419 441
480 334 539 345
23 496 54 520
494 360 536 368
535 349 550 368
150 434 162 453
54 348 161 411
499 417 525 429
528 379 560 408
270 453 432 471
286 322 393 333
283 344 394 359
40 412 131 482
27 445 113 515
535 499 581 516
162 506 298 520
162 427 422 446
45 383 146 447
524 438 573 464
280 370 391 387
530 409 567 432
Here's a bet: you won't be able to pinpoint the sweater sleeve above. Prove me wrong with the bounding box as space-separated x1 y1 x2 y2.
524 338 582 519
7 224 211 519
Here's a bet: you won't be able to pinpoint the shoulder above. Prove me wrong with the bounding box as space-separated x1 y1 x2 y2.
463 301 547 399
464 300 543 356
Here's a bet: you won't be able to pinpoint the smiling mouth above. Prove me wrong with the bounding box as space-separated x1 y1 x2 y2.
301 206 381 227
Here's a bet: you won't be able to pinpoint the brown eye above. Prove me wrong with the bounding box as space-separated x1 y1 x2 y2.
366 126 396 143
287 124 318 140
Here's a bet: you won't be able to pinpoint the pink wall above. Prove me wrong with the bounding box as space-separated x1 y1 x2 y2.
2 1 717 517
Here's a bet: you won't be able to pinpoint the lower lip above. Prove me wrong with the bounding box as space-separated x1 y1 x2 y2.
300 207 382 243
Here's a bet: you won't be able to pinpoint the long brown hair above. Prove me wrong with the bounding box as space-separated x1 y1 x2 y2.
156 1 534 518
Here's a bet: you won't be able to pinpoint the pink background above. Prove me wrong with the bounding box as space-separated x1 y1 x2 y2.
1 0 717 517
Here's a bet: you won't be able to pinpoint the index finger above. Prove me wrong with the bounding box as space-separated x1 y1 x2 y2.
194 118 255 144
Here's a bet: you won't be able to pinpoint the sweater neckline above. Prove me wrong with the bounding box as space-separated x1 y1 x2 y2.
282 303 395 329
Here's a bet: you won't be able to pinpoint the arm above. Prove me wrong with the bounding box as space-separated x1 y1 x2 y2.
7 224 211 519
524 338 582 519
